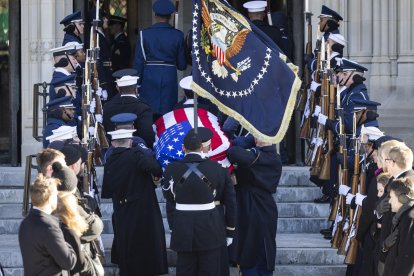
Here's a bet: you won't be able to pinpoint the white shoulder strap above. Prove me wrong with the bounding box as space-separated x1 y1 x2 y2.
140 31 147 62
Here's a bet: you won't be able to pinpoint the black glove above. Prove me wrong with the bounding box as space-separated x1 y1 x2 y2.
376 197 391 215
382 229 399 252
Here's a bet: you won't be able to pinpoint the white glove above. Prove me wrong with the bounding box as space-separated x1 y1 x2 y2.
355 193 367 206
318 113 328 125
102 89 108 101
339 184 351 196
226 237 233 246
88 126 95 136
310 81 321 92
346 193 355 205
313 105 322 117
78 116 82 121
96 87 103 97
89 99 96 114
95 114 103 123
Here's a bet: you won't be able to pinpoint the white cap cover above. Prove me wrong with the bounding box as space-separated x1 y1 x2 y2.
243 1 267 13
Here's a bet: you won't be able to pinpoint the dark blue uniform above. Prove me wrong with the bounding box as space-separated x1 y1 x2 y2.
43 118 66 148
134 22 187 115
49 69 73 100
227 145 282 274
62 33 82 45
103 136 153 163
97 30 115 100
111 33 131 72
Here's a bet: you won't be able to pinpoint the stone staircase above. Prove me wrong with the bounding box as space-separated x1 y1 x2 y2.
0 166 346 275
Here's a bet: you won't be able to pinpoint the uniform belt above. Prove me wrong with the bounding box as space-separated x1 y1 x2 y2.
102 61 112 67
118 194 140 205
145 61 175 66
176 202 215 211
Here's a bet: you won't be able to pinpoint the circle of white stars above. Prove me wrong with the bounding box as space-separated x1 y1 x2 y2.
192 3 273 98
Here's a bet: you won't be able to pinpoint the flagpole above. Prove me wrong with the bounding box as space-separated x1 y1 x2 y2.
193 92 198 133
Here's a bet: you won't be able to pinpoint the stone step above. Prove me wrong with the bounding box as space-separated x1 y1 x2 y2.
0 201 329 219
0 185 323 206
0 234 345 268
0 215 330 235
0 166 313 188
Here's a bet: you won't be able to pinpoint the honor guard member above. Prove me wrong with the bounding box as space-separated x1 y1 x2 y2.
109 15 131 72
102 128 168 275
103 74 155 148
60 10 84 45
103 113 153 162
243 1 284 54
162 129 237 276
49 44 79 100
43 96 76 148
46 126 79 146
175 75 217 114
318 5 343 39
309 33 347 73
227 138 282 275
271 11 294 61
134 0 187 117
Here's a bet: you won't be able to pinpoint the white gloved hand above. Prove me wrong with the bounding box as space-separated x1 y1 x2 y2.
339 184 351 196
96 87 103 97
355 193 367 206
88 126 95 136
89 99 96 114
95 114 103 123
102 89 108 101
313 105 322 117
318 113 328 125
310 81 321 92
346 193 355 205
78 116 82 121
226 237 233 246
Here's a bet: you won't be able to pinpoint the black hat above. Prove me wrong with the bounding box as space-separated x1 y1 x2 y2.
60 10 83 26
60 145 81 166
51 162 78 192
112 68 138 79
110 113 137 127
183 129 202 151
109 15 127 25
197 127 213 145
69 144 88 163
372 135 402 150
319 5 343 21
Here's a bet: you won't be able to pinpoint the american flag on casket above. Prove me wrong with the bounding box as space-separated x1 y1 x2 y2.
153 107 231 168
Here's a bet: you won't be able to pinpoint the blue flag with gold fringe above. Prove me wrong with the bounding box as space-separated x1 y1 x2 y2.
191 0 301 143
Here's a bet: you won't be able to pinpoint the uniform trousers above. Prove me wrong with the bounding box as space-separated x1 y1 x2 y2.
176 247 222 276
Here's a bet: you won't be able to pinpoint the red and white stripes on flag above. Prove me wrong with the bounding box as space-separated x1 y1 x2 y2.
213 43 225 65
153 107 231 167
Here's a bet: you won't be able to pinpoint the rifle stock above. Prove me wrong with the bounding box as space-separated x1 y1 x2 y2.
344 237 359 264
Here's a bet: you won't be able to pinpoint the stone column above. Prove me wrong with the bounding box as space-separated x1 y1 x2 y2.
21 0 72 161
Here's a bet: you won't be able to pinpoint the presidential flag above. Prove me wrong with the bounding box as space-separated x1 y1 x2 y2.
153 107 231 168
191 0 301 143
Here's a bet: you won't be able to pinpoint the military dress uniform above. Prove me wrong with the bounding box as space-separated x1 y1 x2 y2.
109 16 131 72
134 0 187 116
60 11 83 45
43 96 76 148
227 144 282 275
162 133 237 275
102 129 168 276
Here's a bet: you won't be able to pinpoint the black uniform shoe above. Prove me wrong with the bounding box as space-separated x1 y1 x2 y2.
320 227 333 235
313 194 331 204
323 232 333 240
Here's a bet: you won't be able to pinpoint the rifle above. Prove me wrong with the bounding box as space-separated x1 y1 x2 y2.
173 0 179 28
338 112 359 255
345 135 367 264
332 100 347 249
266 0 273 26
297 9 313 112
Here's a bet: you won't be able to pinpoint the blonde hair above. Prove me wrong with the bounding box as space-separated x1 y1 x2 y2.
30 174 58 207
54 192 88 237
388 145 414 169
377 140 403 168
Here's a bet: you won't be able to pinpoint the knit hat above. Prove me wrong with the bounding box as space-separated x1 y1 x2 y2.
51 162 78 192
60 145 81 166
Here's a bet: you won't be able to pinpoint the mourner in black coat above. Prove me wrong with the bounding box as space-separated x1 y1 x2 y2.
19 176 77 276
103 92 154 148
102 130 167 276
162 130 237 276
227 142 282 274
383 179 414 276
